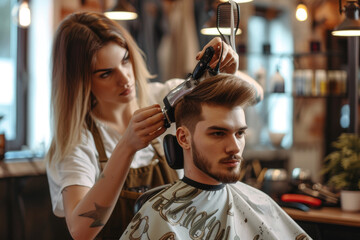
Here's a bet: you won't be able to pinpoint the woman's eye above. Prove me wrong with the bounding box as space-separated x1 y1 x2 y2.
100 71 111 79
122 51 130 64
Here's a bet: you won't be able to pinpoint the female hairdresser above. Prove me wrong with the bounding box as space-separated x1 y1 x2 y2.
46 11 244 240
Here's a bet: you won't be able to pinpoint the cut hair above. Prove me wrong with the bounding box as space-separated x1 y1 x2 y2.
174 73 257 132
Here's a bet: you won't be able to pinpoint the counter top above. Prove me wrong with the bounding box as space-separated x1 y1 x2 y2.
283 206 360 227
0 151 45 178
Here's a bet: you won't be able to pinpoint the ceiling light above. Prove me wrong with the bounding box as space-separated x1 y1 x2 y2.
104 0 138 21
332 0 360 36
11 1 31 28
219 0 253 3
296 1 308 21
201 1 241 36
201 15 242 35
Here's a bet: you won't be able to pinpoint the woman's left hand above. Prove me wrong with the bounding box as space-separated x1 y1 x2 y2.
196 37 238 75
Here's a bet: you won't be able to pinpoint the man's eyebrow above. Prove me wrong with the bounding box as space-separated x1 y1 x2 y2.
93 68 112 74
207 126 248 131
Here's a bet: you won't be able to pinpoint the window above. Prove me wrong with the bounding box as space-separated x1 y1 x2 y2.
0 0 24 151
246 12 294 148
0 0 52 154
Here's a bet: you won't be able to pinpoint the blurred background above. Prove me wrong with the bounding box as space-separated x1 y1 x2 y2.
0 0 359 239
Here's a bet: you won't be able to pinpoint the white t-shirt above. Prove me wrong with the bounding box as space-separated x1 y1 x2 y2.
46 79 183 217
120 178 312 240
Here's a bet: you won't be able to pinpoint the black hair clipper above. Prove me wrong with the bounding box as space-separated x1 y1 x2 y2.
162 46 215 128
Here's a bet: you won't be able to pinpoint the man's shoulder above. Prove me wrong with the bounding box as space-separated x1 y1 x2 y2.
229 181 273 199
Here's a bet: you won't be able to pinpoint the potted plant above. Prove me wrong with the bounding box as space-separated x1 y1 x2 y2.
322 133 360 211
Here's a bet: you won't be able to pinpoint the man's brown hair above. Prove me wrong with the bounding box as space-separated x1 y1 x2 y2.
174 73 258 133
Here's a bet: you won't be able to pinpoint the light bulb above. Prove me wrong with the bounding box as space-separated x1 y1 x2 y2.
296 3 308 22
200 27 241 35
11 1 31 28
219 0 253 2
104 11 137 20
332 30 360 36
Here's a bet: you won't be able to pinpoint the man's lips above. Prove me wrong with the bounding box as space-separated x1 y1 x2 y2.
220 160 240 167
219 156 242 167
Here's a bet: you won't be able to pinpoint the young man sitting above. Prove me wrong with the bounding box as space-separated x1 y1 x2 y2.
120 73 311 240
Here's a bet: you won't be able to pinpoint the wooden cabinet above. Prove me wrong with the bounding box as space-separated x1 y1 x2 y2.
283 207 360 240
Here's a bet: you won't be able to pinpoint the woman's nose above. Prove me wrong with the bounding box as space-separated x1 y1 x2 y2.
115 67 130 86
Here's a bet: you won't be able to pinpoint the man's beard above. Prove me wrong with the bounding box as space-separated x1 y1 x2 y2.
191 139 243 183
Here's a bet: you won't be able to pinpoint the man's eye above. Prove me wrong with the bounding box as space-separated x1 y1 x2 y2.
211 132 225 137
236 131 246 138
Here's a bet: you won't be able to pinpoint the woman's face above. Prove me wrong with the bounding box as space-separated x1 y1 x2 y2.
92 42 136 106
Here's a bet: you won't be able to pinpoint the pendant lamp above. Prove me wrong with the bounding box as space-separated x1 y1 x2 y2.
332 0 360 36
11 0 31 28
332 0 359 134
295 1 308 22
200 14 242 35
201 0 242 36
219 0 253 2
104 0 138 20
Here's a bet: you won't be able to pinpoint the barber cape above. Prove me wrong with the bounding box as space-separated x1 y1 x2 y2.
120 177 311 240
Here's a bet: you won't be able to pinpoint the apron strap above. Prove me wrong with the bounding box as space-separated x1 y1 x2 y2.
150 138 165 160
120 190 142 200
86 115 108 166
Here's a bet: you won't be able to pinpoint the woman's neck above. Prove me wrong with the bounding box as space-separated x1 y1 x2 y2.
92 99 139 134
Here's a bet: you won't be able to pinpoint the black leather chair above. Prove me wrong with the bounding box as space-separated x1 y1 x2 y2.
133 184 172 214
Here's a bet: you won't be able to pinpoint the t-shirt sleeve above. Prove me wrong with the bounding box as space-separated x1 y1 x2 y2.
46 130 99 217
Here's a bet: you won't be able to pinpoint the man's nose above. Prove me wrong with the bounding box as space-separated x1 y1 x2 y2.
225 136 243 155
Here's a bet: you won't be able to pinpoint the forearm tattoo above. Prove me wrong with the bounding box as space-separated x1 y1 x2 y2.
79 203 110 228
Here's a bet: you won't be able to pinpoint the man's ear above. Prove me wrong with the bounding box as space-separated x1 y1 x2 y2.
176 126 191 150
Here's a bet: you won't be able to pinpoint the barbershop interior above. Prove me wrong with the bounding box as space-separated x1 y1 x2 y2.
0 0 359 239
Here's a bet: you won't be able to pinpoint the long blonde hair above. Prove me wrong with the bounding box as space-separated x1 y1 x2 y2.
47 12 153 164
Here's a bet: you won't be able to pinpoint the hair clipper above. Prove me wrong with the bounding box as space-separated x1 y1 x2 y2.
162 46 215 128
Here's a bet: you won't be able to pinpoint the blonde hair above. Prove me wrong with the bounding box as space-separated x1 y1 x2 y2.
47 12 153 164
174 73 257 132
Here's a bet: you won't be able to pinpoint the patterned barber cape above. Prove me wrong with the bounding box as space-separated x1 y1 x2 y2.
120 177 311 240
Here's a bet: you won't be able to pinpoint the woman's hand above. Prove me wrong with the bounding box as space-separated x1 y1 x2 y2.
62 105 166 240
122 104 166 152
196 37 238 75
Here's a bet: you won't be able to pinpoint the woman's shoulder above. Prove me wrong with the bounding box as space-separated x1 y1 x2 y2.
147 78 184 106
148 78 184 91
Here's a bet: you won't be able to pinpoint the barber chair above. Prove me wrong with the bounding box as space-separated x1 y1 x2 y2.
133 134 183 214
133 184 172 214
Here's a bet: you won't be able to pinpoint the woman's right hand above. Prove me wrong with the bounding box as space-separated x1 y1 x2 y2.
62 104 166 240
122 104 166 152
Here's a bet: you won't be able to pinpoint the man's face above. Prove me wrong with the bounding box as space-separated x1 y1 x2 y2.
190 104 247 184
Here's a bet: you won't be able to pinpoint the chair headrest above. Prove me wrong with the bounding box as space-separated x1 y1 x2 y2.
163 134 184 169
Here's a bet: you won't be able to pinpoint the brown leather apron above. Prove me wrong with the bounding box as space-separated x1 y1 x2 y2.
86 116 178 239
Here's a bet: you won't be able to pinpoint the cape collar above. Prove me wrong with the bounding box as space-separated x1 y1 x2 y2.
182 176 226 191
